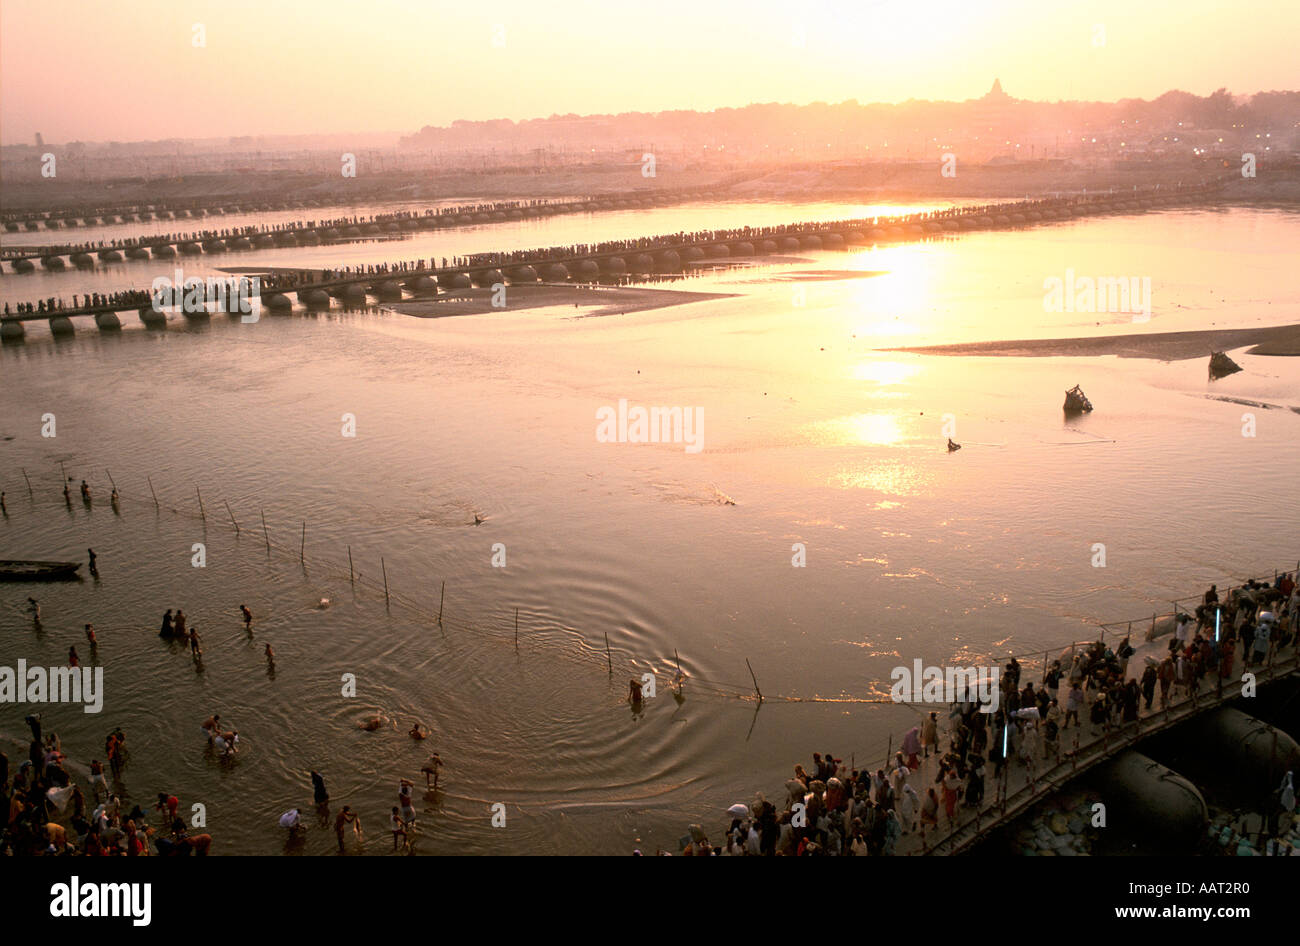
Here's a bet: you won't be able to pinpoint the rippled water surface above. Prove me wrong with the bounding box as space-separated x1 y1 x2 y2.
2 201 1298 854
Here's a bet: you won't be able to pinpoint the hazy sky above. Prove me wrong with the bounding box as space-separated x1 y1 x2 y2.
2 0 1295 144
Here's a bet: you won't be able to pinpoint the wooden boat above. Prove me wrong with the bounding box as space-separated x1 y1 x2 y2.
1208 351 1242 380
1063 384 1093 414
0 560 82 581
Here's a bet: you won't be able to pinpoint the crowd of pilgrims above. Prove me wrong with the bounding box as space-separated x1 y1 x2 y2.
2 714 212 856
4 194 685 257
7 185 1220 318
679 572 1298 856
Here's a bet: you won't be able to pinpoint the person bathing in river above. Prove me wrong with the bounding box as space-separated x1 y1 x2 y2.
160 609 174 637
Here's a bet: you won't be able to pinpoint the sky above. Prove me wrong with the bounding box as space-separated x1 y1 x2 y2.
1 0 1296 145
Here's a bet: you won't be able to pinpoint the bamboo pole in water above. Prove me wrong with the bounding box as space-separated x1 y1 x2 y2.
196 487 206 521
515 608 519 651
260 508 269 552
300 522 305 562
746 658 763 703
381 558 390 609
437 581 445 625
147 476 159 510
605 632 612 674
347 545 354 584
225 501 239 534
21 468 33 498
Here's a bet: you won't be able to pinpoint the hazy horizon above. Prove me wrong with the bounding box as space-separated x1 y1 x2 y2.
3 0 1297 145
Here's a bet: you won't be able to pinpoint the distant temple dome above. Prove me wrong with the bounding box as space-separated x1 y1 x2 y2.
984 78 1010 101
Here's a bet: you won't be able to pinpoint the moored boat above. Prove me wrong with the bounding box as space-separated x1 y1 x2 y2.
0 560 82 581
1063 384 1093 414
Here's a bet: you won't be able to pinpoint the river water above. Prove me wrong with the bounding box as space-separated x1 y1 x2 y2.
1 199 1298 854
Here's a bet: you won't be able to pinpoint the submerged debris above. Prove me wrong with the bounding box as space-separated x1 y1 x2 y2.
1063 384 1093 414
1208 350 1243 380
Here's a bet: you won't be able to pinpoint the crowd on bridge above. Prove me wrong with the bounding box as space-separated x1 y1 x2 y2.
4 289 156 317
4 182 1222 318
677 570 1298 855
2 193 695 262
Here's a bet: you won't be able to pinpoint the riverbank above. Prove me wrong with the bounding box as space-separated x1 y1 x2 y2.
884 323 1300 360
389 283 737 319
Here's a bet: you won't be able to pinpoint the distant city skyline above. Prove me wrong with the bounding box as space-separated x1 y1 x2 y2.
2 0 1297 145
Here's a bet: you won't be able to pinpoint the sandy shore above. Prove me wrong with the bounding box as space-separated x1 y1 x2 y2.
884 323 1300 360
388 283 736 319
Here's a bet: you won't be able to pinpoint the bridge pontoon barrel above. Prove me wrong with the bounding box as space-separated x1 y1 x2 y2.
229 237 253 250
98 249 123 262
780 237 800 251
1 320 25 341
71 252 95 268
49 316 75 336
1093 751 1207 852
341 284 368 305
94 312 121 331
731 242 755 256
302 289 332 308
41 256 66 270
706 244 730 259
376 281 404 300
12 258 36 273
139 306 167 328
152 244 177 259
471 269 504 288
264 293 293 310
682 246 706 263
507 266 538 283
760 240 778 254
540 263 570 281
1166 708 1300 787
253 235 275 248
629 254 653 273
801 234 823 249
201 239 227 252
601 256 628 274
178 242 202 255
573 260 601 281
821 233 845 248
